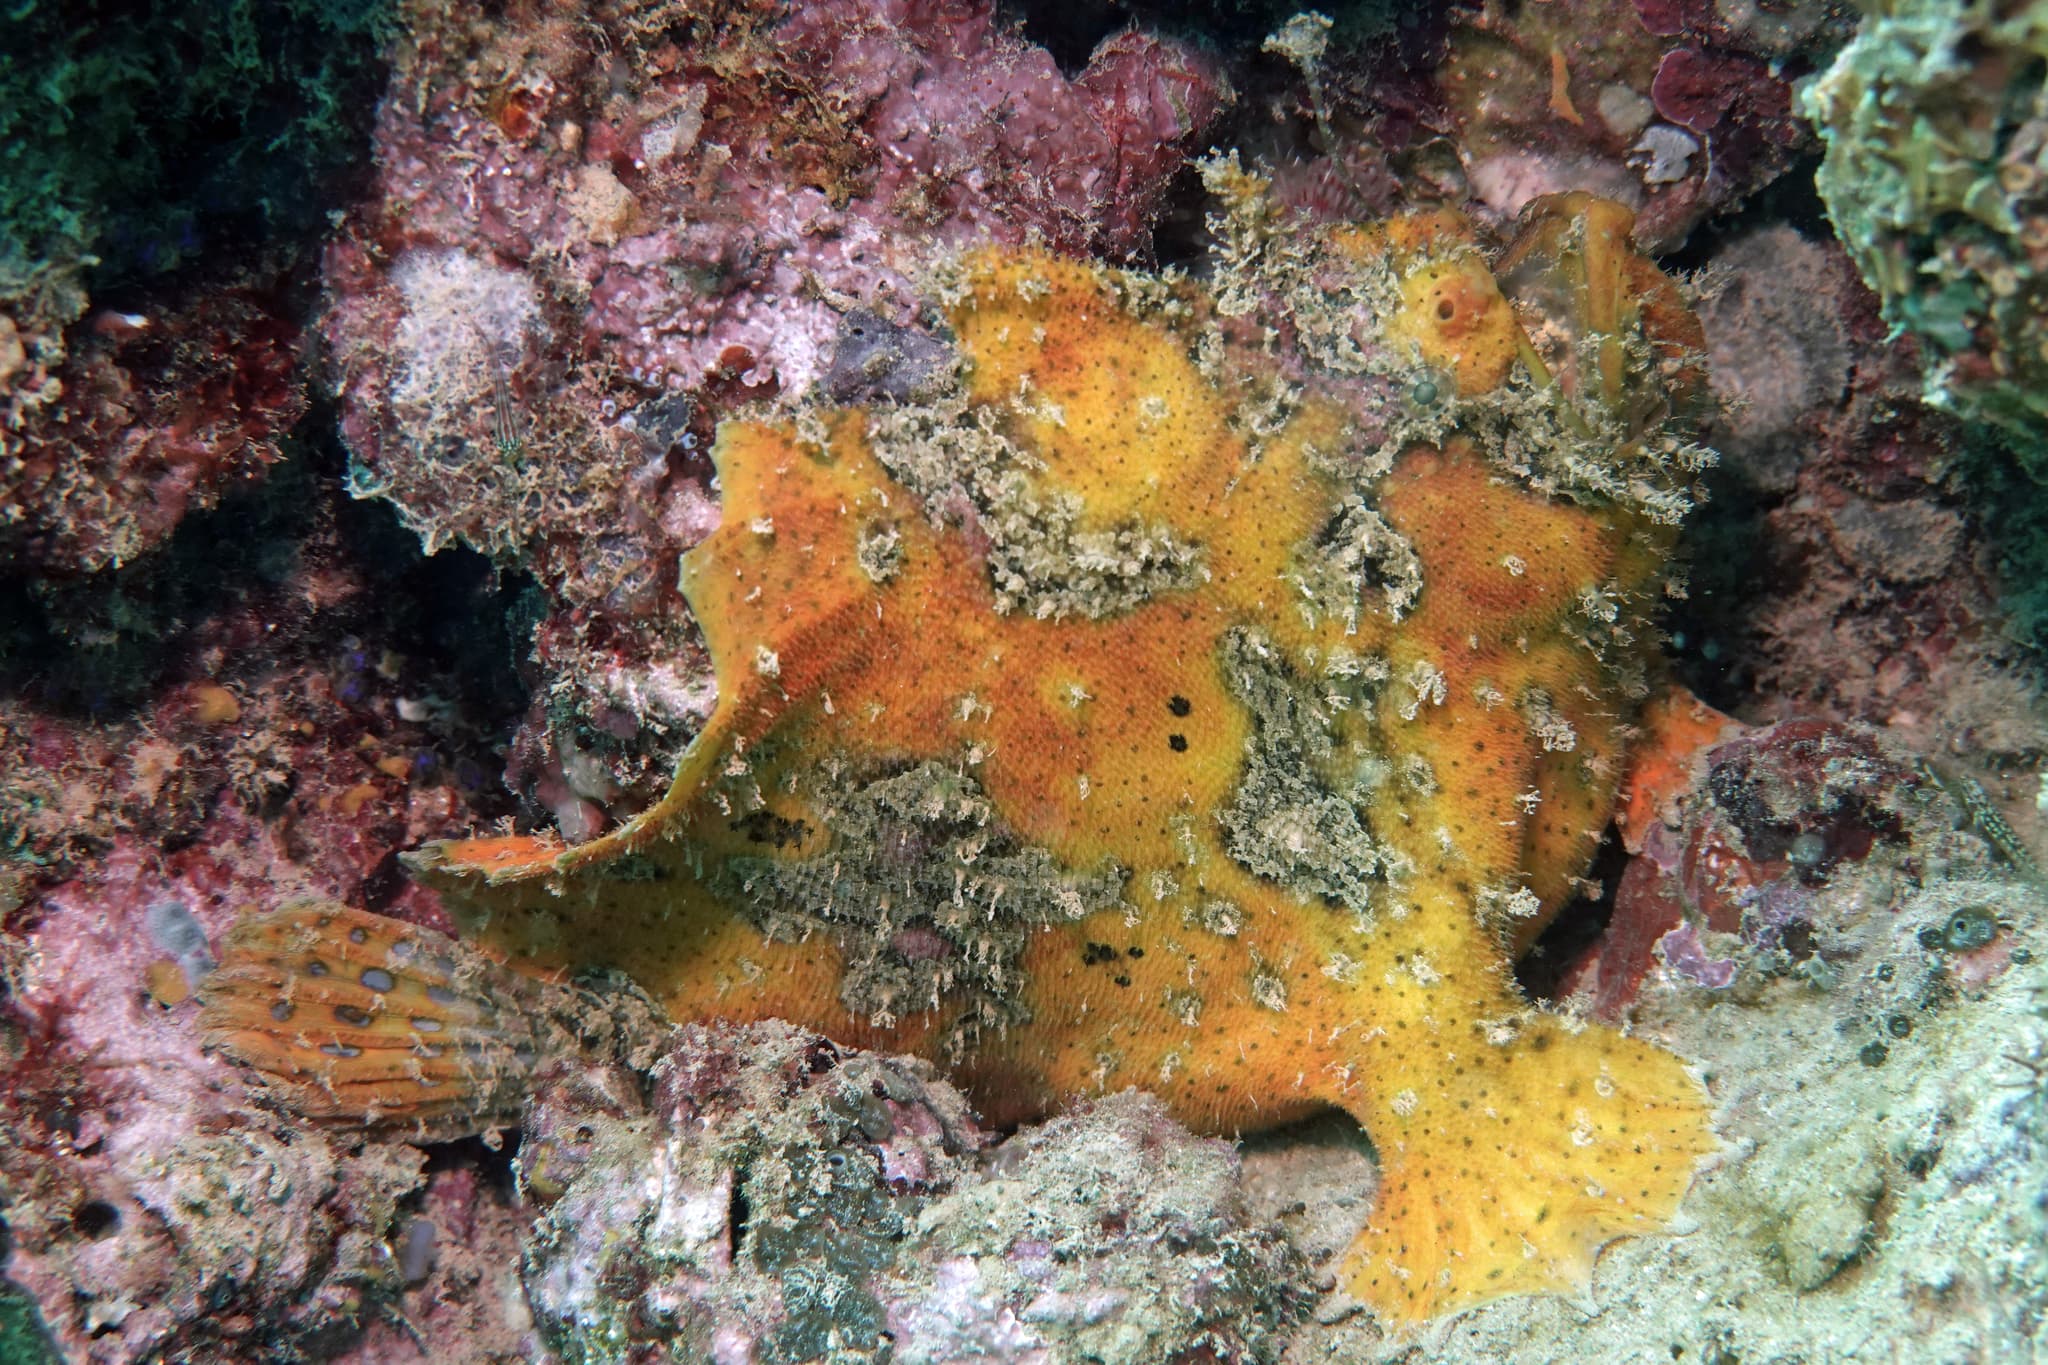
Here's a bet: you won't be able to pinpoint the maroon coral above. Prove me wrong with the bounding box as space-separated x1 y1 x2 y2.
1565 719 1935 1019
1 267 305 572
1691 226 2045 764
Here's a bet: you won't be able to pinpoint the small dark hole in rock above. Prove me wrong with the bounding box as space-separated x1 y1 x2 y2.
73 1201 120 1239
1780 919 1816 961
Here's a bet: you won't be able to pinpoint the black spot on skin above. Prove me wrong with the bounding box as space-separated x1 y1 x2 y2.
73 1201 120 1239
1126 946 1144 958
1168 695 1192 717
730 810 812 848
1113 974 1131 988
1168 733 1189 752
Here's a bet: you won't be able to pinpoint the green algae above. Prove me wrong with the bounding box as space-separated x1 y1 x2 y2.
718 757 1129 1055
1 0 393 284
1801 0 2048 468
0 1277 59 1365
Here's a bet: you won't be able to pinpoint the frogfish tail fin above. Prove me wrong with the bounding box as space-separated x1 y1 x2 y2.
1338 1011 1715 1323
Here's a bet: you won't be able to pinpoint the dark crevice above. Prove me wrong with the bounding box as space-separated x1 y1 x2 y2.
418 1131 522 1200
728 1174 753 1253
1660 151 1831 274
998 0 1139 74
1516 830 1628 1002
0 407 537 733
1662 467 1774 713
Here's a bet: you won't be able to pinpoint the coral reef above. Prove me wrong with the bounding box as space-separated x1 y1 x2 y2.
1801 0 2048 463
519 1019 1302 1364
0 0 391 569
207 183 1722 1323
1203 0 1835 251
198 900 1311 1360
1432 0 1834 249
0 857 429 1363
1681 219 2048 777
1695 226 1857 498
1570 717 1936 1016
1 260 309 572
0 0 391 278
4 3 2046 1361
0 456 542 1361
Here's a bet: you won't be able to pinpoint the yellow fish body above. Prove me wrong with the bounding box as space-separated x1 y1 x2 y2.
204 189 1717 1321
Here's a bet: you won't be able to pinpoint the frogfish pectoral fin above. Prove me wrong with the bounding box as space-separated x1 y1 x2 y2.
1336 1011 1715 1322
409 705 747 887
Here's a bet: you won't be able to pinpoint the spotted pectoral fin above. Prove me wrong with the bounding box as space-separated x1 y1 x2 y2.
198 901 549 1141
1339 1012 1715 1323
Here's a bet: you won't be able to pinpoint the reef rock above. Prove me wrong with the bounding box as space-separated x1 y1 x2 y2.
518 1020 1304 1364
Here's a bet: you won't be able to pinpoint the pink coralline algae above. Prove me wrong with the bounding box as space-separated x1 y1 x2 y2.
0 470 552 1360
320 0 1228 598
313 0 1229 831
0 725 534 1363
0 826 429 1363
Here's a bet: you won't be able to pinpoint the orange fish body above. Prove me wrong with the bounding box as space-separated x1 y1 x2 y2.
206 189 1717 1322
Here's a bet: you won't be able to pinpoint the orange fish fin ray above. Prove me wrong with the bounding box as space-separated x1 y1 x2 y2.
198 901 552 1140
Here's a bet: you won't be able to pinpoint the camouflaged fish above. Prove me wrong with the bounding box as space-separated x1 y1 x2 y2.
203 183 1718 1321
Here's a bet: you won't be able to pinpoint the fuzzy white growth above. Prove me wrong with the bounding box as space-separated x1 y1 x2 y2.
390 249 540 436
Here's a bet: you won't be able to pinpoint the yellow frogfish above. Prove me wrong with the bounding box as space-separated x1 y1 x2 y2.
201 181 1719 1322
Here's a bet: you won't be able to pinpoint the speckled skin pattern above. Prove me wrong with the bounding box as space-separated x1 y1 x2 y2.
205 193 1718 1321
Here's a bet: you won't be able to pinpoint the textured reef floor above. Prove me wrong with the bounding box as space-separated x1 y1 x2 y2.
4 2 2048 1362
